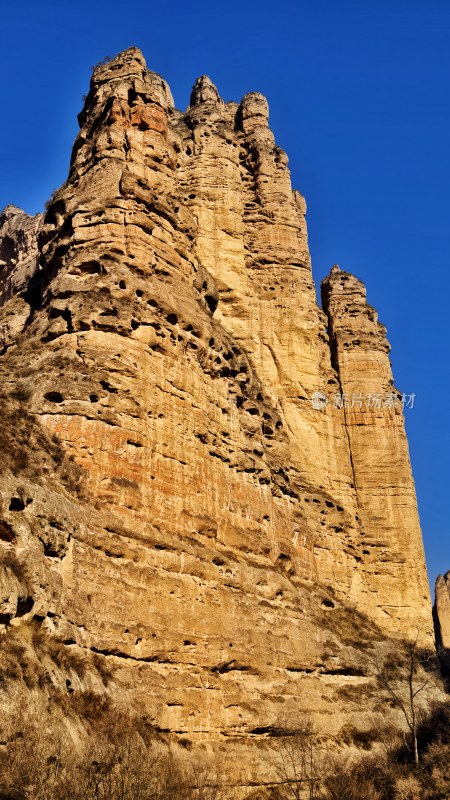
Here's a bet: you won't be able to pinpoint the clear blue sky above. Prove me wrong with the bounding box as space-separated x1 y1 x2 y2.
1 0 449 595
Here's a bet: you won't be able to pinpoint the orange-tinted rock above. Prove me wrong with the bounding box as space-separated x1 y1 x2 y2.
0 46 433 786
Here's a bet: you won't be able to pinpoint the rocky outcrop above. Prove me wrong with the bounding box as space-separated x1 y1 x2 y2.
0 206 42 349
0 47 433 787
435 572 450 650
321 265 431 635
0 205 41 304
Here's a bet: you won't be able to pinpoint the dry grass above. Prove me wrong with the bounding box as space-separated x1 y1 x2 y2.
0 700 222 800
0 386 87 498
323 700 450 800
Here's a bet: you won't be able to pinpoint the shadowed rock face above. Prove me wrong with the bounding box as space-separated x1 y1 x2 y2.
0 46 432 783
435 572 450 650
0 205 41 304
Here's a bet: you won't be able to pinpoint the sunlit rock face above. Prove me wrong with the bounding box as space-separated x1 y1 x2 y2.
0 46 432 784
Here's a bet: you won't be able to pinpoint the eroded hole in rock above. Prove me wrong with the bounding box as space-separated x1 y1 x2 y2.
211 660 250 674
9 497 26 512
205 294 218 314
250 726 277 736
69 260 102 275
321 599 335 609
16 597 34 617
43 199 66 227
43 542 61 558
100 380 117 393
44 391 64 403
0 520 15 542
89 394 99 403
100 307 118 317
136 289 144 297
167 313 178 325
322 667 365 677
54 242 70 261
0 235 18 264
119 280 126 289
127 439 143 448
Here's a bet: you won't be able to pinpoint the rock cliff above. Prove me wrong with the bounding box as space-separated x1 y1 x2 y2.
0 47 433 786
435 572 450 653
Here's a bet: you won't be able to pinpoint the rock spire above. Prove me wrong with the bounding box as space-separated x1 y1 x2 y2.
0 46 433 787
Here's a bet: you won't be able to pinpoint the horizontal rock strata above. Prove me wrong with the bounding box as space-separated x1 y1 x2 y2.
0 46 433 786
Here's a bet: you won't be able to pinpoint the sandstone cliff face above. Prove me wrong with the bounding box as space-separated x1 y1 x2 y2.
0 47 432 784
0 205 41 349
321 267 431 634
435 572 450 650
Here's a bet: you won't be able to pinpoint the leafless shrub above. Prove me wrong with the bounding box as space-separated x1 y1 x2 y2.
271 717 322 800
92 55 114 70
47 640 87 679
323 699 450 800
323 754 397 800
92 651 116 685
0 701 206 800
339 723 386 751
371 631 439 767
0 388 88 498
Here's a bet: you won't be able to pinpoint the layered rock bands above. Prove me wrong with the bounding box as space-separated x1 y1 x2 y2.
0 47 432 782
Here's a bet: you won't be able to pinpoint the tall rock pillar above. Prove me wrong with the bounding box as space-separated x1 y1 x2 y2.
321 265 432 640
434 572 450 650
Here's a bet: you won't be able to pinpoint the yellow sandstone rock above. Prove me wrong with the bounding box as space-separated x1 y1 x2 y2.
0 47 433 784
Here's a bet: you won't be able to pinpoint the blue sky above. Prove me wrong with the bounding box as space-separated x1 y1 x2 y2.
1 0 449 594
